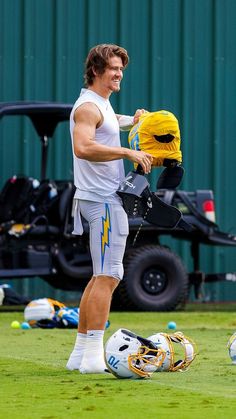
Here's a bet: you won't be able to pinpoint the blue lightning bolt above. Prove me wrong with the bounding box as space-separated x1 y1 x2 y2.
130 133 140 150
101 204 111 271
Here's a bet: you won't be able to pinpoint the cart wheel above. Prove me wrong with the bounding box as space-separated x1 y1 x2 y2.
115 245 188 311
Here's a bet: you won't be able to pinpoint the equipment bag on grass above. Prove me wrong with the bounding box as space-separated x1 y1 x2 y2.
24 297 110 329
24 298 66 328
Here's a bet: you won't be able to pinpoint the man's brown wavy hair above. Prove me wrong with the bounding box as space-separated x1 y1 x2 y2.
84 44 129 87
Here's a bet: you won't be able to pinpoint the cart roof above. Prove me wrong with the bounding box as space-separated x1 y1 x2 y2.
0 102 72 137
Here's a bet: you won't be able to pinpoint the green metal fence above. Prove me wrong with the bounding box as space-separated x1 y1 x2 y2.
1 0 236 302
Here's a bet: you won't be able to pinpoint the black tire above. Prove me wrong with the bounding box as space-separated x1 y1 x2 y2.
116 245 188 311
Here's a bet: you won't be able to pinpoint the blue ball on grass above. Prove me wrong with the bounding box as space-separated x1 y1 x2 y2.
21 322 31 330
167 321 177 330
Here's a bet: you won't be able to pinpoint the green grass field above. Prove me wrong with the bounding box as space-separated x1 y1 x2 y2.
1 307 236 419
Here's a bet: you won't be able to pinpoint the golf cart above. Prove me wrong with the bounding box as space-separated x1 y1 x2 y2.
1 102 236 311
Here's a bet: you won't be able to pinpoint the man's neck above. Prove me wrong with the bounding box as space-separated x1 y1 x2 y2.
87 84 111 100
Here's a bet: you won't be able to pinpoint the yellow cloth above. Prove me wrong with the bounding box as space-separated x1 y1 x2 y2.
128 110 182 167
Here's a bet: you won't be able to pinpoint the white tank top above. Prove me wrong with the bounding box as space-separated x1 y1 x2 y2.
70 89 125 203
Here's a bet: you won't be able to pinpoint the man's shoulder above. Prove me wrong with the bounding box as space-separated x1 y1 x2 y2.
73 90 106 123
73 101 101 121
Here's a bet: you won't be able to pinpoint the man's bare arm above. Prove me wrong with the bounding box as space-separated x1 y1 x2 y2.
73 103 153 173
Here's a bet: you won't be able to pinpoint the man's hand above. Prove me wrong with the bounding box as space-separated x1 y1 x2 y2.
127 149 153 174
133 109 147 125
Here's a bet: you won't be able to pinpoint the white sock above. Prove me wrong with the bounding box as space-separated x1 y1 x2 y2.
79 330 108 374
66 332 87 371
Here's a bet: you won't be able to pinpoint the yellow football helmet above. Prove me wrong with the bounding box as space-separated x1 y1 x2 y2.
128 110 182 168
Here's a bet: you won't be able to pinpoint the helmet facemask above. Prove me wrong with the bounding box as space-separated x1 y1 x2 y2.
128 343 166 378
169 332 197 371
148 331 197 372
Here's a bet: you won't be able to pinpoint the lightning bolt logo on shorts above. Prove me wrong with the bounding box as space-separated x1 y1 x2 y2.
101 203 111 271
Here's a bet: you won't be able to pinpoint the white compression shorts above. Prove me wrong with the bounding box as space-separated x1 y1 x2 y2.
73 200 129 281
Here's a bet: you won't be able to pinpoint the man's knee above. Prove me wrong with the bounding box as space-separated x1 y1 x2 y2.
97 262 124 282
94 274 120 292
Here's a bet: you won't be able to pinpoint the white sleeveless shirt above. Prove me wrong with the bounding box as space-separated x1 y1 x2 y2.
70 89 125 203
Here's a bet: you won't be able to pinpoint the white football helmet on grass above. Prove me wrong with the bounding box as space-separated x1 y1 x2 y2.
105 328 166 379
148 331 197 372
227 332 236 364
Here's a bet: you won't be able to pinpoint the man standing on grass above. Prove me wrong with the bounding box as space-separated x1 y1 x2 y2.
67 44 152 374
